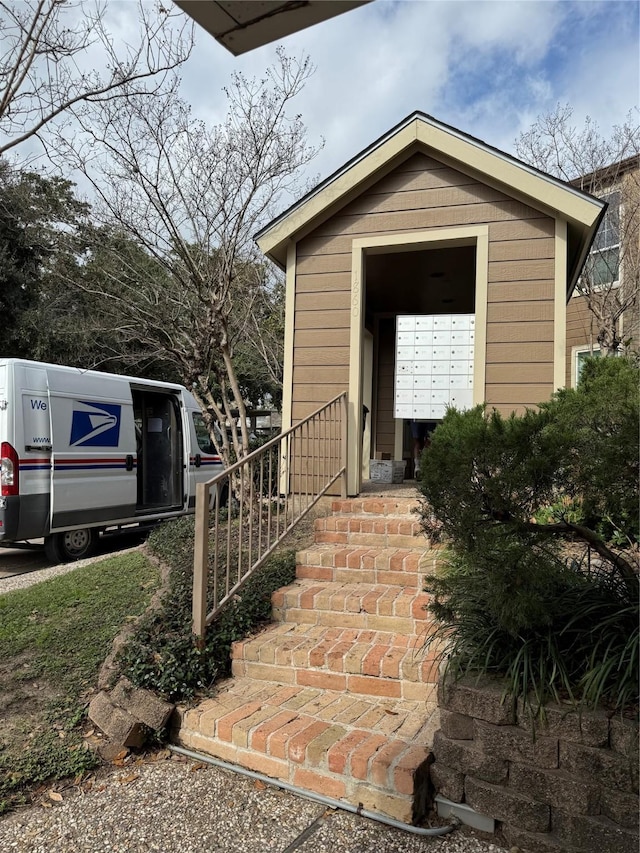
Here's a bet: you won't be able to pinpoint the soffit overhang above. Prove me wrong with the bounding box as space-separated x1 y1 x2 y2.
175 1 370 56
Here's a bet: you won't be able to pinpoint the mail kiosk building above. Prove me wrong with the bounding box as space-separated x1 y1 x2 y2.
256 112 605 494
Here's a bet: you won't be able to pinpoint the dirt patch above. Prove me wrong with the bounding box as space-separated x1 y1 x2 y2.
0 651 58 735
0 644 83 757
0 681 58 715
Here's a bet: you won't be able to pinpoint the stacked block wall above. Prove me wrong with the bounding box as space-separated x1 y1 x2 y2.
433 677 639 853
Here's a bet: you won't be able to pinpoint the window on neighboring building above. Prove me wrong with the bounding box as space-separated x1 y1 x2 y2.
575 348 601 385
589 190 621 287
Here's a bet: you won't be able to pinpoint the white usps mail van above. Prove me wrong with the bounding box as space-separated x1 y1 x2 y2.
0 358 223 562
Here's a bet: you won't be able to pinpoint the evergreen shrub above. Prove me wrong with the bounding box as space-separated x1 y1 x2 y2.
418 356 639 713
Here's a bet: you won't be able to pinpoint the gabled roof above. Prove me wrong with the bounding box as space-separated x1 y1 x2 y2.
256 111 606 293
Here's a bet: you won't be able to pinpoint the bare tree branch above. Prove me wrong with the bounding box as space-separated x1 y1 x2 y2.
49 49 320 466
0 0 193 157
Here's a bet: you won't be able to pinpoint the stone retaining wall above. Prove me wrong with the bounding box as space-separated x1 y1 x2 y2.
432 676 639 853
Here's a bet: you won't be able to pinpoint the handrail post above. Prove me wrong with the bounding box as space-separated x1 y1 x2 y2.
192 481 209 642
340 392 348 498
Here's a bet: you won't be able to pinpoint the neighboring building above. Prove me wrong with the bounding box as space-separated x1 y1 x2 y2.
256 112 604 495
566 155 640 385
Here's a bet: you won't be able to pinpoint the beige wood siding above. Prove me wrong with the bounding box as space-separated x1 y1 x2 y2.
291 151 557 424
566 294 597 386
289 423 342 494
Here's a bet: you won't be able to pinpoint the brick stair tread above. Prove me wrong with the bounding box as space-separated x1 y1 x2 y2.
296 544 441 586
315 516 424 533
231 623 439 694
273 578 429 617
313 515 426 548
330 498 422 516
321 511 422 522
183 677 438 739
177 677 439 819
297 544 435 562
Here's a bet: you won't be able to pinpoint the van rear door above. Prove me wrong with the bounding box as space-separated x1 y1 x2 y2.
48 371 137 530
0 362 7 457
18 364 52 538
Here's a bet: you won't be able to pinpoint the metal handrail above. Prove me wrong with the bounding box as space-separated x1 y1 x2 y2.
192 392 348 638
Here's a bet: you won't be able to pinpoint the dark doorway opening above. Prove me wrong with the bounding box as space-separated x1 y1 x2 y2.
132 389 184 512
363 243 476 475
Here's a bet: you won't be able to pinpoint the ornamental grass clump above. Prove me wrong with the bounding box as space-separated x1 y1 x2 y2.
418 355 639 714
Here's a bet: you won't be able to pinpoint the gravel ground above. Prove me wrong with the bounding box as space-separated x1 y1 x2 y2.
0 756 506 853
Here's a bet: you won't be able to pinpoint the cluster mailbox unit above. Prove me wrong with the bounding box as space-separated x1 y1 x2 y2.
394 314 476 421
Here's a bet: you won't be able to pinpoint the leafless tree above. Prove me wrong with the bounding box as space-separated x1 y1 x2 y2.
0 0 192 158
51 49 320 466
516 104 640 355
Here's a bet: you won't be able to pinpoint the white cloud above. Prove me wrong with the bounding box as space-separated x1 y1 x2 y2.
175 0 638 185
560 13 640 136
448 0 565 63
10 0 635 200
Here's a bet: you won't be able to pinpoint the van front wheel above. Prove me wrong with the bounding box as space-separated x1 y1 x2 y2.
44 529 97 563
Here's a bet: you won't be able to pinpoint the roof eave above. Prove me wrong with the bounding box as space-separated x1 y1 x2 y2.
257 111 606 271
256 116 422 265
566 200 609 297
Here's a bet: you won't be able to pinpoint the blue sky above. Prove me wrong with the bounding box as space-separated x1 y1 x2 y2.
178 0 639 185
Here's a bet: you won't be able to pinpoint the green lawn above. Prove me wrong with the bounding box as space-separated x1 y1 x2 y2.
0 552 160 813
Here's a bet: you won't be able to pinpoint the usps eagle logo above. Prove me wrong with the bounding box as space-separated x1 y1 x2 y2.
70 401 121 447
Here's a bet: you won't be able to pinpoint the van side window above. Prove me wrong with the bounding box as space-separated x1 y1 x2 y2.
193 413 216 454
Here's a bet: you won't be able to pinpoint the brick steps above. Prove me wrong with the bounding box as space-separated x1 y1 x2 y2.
272 579 430 634
295 545 440 587
231 624 439 699
176 677 440 821
175 489 442 824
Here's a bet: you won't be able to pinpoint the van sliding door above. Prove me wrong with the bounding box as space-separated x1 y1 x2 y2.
48 375 137 531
